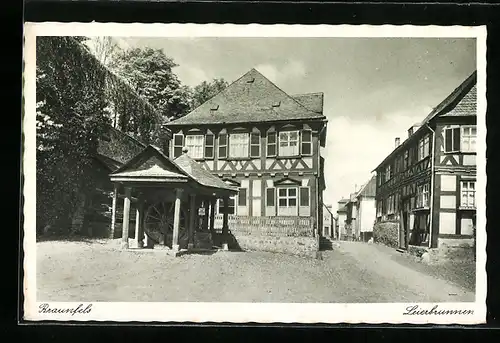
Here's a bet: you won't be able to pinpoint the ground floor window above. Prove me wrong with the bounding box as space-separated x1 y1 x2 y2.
460 180 476 208
277 186 298 216
217 196 236 215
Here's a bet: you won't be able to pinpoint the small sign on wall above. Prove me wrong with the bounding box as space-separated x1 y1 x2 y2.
198 207 205 216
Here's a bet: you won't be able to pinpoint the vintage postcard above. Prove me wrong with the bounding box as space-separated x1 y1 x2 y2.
22 23 487 324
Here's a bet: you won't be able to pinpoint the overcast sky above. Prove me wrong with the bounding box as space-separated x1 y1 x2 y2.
115 37 476 209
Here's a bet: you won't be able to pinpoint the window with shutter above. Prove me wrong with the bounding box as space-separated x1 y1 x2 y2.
218 133 228 159
204 133 214 159
266 187 275 207
250 132 261 158
173 133 184 158
267 132 277 157
299 187 310 206
461 125 477 152
444 127 461 153
301 130 312 156
238 188 247 206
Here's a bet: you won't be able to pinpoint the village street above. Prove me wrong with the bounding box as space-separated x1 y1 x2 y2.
36 240 475 303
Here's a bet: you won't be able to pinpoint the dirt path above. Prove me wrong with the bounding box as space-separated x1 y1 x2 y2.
330 241 475 303
35 240 475 303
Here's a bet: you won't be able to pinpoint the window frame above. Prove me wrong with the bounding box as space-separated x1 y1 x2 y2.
184 134 205 159
461 125 477 153
238 187 247 207
277 186 298 215
266 131 277 157
266 187 276 207
229 132 250 158
299 186 310 207
278 130 300 157
460 180 476 208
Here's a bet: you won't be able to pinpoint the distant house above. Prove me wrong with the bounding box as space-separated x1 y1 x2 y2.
336 199 349 240
164 68 328 238
344 176 377 242
373 71 477 251
322 204 335 238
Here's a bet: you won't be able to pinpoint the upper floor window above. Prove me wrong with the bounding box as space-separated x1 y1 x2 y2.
301 130 313 156
385 164 392 182
404 150 409 169
386 195 395 214
173 133 184 158
461 126 477 153
418 134 430 161
250 132 261 158
444 125 476 153
204 134 214 159
184 135 204 159
229 133 249 158
416 183 430 208
218 133 228 159
461 180 476 208
267 132 277 157
279 131 299 156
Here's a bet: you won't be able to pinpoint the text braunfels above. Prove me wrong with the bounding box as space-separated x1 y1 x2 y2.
39 303 93 316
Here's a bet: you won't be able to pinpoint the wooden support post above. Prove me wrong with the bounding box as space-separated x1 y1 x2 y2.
135 201 144 249
222 196 229 251
204 200 210 231
121 187 131 249
110 183 118 239
209 198 216 236
188 194 196 250
172 188 183 252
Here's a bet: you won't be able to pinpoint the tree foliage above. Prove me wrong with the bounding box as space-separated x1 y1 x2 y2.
36 36 112 234
191 78 229 110
109 47 192 121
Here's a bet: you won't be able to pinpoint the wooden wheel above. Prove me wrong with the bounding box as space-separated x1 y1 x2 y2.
144 200 187 245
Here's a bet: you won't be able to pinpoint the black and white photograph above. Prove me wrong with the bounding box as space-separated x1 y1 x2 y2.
22 23 487 324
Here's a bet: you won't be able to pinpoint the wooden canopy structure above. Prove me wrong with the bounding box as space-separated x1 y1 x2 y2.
109 145 238 253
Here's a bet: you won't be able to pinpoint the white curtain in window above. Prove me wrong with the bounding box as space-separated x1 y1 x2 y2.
279 131 299 156
229 133 249 158
462 126 477 152
185 135 204 158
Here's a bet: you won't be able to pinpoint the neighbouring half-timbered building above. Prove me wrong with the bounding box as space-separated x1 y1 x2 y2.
374 71 477 251
164 68 328 236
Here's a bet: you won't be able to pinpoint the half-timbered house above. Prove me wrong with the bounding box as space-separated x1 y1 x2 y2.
336 198 349 240
374 71 477 251
164 68 328 238
344 176 377 242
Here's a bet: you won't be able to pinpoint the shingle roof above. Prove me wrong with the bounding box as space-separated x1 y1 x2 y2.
173 153 238 192
165 68 326 126
292 92 324 114
110 145 237 193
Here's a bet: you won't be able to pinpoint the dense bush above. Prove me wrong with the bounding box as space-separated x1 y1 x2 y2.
373 221 399 248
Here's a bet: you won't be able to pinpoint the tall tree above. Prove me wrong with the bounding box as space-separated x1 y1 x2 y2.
191 78 229 109
109 47 192 121
85 36 121 67
36 36 112 235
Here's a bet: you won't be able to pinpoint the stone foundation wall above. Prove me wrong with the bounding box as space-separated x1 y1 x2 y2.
407 238 475 264
213 233 318 258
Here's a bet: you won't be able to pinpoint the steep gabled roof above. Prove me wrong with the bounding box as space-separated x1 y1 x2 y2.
166 68 326 126
372 71 477 172
354 175 377 199
292 92 324 114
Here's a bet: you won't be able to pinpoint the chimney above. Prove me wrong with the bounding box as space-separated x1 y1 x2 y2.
395 137 400 148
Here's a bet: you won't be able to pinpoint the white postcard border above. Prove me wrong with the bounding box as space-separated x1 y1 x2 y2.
22 23 488 324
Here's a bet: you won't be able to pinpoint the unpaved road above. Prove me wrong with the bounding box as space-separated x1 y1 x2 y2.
36 240 475 303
